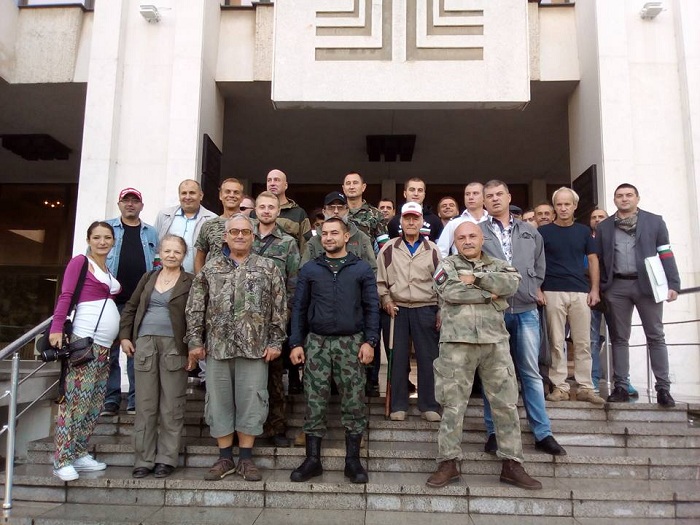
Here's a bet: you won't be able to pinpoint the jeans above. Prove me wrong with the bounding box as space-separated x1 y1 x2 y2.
483 309 552 442
104 304 135 409
590 309 603 387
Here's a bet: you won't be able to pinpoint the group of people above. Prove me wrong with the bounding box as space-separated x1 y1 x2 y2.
47 170 680 493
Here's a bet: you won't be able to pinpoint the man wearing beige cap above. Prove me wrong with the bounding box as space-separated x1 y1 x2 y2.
101 187 159 416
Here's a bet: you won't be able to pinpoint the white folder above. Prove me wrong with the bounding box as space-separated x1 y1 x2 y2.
644 254 668 303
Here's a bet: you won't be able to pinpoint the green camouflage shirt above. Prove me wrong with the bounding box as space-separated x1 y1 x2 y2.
348 200 389 250
194 216 227 263
185 251 287 360
253 223 300 305
434 253 520 344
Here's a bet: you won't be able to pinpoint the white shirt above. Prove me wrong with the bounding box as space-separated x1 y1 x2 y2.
436 209 489 257
72 258 121 347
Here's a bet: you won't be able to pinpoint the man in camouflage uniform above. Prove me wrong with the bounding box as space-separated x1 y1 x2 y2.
250 169 311 252
301 192 377 272
343 171 389 253
253 191 300 447
427 222 542 491
194 177 245 274
185 214 287 482
289 218 379 484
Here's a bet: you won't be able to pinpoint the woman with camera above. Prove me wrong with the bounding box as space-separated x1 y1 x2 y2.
49 221 122 481
118 234 193 479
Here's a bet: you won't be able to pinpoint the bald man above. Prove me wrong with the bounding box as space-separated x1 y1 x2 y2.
428 222 541 491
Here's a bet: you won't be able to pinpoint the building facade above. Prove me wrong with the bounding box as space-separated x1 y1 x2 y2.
0 0 698 395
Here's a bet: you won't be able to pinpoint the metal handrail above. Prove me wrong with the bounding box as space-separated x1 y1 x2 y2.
1 316 54 511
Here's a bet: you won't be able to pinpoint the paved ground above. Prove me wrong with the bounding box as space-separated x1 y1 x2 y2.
3 503 699 525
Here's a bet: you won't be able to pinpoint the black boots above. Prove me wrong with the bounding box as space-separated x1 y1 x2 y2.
344 433 368 484
290 435 323 482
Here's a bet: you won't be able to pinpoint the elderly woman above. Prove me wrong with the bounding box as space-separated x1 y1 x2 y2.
119 234 193 479
49 221 122 481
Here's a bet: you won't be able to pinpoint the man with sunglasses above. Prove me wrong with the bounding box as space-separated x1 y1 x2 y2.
185 214 287 482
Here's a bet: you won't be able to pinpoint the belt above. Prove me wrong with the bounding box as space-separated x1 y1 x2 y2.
614 273 638 280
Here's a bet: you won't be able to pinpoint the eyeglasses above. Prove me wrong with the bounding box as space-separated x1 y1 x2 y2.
325 205 347 212
226 228 253 237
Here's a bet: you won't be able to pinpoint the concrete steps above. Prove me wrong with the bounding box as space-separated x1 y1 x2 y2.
5 390 700 520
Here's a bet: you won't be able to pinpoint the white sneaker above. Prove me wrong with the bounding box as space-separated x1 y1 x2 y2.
389 411 406 421
53 465 79 481
421 411 442 422
73 454 107 472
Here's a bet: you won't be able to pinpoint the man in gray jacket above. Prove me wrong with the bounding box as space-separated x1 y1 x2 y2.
596 183 681 407
154 179 217 273
479 180 566 456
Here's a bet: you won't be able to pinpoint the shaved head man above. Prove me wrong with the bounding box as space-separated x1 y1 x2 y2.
436 182 489 258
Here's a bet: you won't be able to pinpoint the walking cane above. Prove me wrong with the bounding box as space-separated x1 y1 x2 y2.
384 313 396 418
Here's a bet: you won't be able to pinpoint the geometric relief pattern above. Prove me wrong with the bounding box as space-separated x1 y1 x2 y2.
315 0 393 61
407 0 484 60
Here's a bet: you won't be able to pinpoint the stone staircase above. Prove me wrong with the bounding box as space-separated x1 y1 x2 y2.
4 387 700 522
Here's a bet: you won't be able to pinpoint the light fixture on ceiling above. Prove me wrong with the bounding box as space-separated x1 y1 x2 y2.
640 2 664 19
139 5 161 23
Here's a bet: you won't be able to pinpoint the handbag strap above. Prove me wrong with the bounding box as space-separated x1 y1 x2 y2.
67 256 90 317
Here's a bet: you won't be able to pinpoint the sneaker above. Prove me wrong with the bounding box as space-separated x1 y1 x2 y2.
389 411 406 421
236 458 262 481
73 454 107 472
421 411 441 422
204 457 236 481
576 388 606 405
127 407 136 415
545 388 569 402
53 465 79 481
628 383 640 398
100 403 120 417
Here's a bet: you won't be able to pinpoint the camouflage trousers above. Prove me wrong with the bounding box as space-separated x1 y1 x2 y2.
434 341 524 463
302 332 367 437
263 357 286 436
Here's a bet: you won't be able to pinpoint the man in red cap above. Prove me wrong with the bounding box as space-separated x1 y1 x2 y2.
101 187 159 416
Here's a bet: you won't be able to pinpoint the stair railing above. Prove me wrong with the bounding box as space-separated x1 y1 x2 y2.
0 317 55 511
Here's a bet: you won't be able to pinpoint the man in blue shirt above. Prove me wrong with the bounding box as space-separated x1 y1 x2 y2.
101 187 159 416
539 187 605 405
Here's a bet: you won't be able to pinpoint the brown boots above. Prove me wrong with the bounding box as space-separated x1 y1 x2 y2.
500 459 542 490
427 458 542 490
426 459 461 488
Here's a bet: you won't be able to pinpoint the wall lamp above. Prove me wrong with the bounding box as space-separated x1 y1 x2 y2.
640 2 664 19
139 5 161 23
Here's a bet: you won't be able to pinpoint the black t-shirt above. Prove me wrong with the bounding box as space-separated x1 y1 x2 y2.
539 222 597 293
115 222 147 304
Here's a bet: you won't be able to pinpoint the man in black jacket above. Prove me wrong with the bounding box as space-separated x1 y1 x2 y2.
288 218 380 484
388 177 443 241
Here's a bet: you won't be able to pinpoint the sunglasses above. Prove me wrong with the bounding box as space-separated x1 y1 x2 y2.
226 228 253 237
240 206 253 211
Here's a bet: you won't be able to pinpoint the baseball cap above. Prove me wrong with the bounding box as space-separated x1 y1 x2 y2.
324 192 347 206
119 187 143 201
509 204 523 215
401 202 423 216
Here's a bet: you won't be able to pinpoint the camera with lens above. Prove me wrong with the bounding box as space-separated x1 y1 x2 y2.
40 345 72 363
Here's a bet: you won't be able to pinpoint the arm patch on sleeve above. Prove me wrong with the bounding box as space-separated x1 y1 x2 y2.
433 267 447 285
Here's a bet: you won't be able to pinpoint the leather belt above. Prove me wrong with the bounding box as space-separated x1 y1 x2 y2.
613 273 638 280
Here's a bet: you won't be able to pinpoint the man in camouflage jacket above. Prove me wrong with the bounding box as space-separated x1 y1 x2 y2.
185 214 287 483
426 222 542 491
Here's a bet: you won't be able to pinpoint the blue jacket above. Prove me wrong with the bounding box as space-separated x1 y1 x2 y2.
290 252 380 348
104 217 159 275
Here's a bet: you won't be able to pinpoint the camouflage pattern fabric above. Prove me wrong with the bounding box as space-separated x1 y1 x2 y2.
252 223 300 305
434 253 521 344
434 341 524 463
276 199 311 253
348 200 389 250
185 251 287 360
263 357 287 435
194 217 227 263
302 332 367 437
